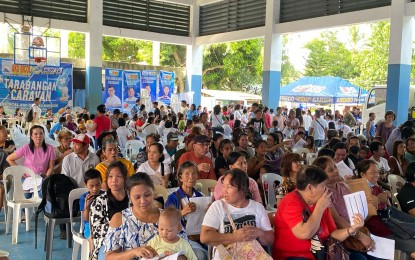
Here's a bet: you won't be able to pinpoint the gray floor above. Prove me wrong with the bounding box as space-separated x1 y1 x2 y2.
0 210 75 260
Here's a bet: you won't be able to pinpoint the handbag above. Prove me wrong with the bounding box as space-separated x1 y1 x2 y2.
342 226 370 252
294 191 350 260
215 200 272 260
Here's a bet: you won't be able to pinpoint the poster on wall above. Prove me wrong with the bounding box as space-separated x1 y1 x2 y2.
103 68 123 111
158 70 175 105
0 58 73 114
122 70 141 115
141 70 157 102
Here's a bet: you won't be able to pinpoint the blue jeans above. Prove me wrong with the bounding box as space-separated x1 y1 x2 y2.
314 139 325 148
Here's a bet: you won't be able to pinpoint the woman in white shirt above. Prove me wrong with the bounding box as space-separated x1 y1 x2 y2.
141 116 159 136
137 142 170 187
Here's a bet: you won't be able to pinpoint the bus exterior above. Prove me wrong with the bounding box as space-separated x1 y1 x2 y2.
361 85 415 131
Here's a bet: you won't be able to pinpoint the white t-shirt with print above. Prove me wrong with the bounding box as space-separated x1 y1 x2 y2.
137 161 171 185
202 199 272 260
370 156 390 172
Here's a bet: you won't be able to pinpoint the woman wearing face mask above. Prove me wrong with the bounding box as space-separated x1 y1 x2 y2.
358 160 415 256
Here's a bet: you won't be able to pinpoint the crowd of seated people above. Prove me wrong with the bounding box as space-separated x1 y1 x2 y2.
3 102 415 259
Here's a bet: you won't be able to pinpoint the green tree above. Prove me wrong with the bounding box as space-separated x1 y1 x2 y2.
304 31 357 80
281 35 301 86
68 32 85 59
160 43 186 67
352 21 390 89
102 36 152 63
202 39 264 93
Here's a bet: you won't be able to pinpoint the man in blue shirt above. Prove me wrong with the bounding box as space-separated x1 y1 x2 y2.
49 116 66 140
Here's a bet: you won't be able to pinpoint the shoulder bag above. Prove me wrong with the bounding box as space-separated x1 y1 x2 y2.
215 200 272 260
294 191 350 260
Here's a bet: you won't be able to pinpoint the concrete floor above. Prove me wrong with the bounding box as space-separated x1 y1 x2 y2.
0 210 75 260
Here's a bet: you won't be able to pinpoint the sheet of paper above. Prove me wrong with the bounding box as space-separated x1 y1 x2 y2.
143 251 183 260
336 161 354 180
343 191 368 225
186 196 213 235
367 234 395 260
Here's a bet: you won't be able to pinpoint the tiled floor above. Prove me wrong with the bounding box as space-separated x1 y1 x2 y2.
0 210 75 260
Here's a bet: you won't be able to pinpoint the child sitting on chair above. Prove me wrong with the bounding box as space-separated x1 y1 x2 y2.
147 207 197 260
79 169 104 251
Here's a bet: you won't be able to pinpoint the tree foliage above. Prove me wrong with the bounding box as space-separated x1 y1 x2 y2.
102 36 152 64
304 31 357 80
68 32 85 59
160 43 186 67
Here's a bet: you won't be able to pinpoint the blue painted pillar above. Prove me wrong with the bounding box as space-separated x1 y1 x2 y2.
85 0 103 112
386 0 413 125
186 45 203 106
185 4 203 107
262 0 282 109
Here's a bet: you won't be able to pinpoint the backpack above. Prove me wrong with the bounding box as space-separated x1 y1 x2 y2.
25 106 34 122
34 174 79 248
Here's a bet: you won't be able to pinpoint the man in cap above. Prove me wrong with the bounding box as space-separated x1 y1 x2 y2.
62 134 100 187
165 132 179 157
178 135 215 180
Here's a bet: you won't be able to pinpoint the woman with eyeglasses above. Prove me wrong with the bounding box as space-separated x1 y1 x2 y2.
273 165 364 259
201 169 274 259
53 129 73 174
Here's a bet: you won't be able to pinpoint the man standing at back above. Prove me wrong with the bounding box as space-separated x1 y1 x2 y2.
309 109 328 148
28 97 42 129
273 107 285 132
87 104 111 139
62 134 100 187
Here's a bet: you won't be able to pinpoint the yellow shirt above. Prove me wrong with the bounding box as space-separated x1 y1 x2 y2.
147 235 197 260
95 158 134 182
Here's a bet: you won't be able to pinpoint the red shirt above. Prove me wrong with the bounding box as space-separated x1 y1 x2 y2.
94 115 111 137
273 191 336 260
135 119 144 127
178 151 216 180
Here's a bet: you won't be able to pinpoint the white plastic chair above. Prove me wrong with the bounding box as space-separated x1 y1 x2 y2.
13 136 30 149
45 137 60 147
69 188 89 260
388 174 406 210
292 147 310 155
11 124 26 140
261 173 283 212
154 185 169 207
72 107 82 114
125 140 145 161
306 153 317 165
196 179 218 196
3 166 42 244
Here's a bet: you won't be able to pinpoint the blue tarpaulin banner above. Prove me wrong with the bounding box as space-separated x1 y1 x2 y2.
280 76 367 104
141 70 157 102
123 70 141 115
158 70 175 105
0 58 72 114
103 68 123 111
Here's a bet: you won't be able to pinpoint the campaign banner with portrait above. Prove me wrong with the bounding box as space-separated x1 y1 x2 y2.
158 70 175 105
141 70 157 102
0 58 72 114
103 68 123 111
123 70 141 115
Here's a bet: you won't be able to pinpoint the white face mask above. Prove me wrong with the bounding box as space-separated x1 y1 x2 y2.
367 179 375 188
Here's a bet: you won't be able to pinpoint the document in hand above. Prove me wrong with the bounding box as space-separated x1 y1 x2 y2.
343 191 368 225
186 196 213 235
367 234 395 260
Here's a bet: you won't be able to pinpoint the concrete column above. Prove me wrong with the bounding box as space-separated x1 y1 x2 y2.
385 0 413 125
0 22 8 53
152 41 160 66
60 30 69 58
185 4 203 106
262 0 282 110
85 0 103 111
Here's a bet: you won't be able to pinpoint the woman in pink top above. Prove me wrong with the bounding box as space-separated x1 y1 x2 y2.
213 151 262 203
7 125 56 178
